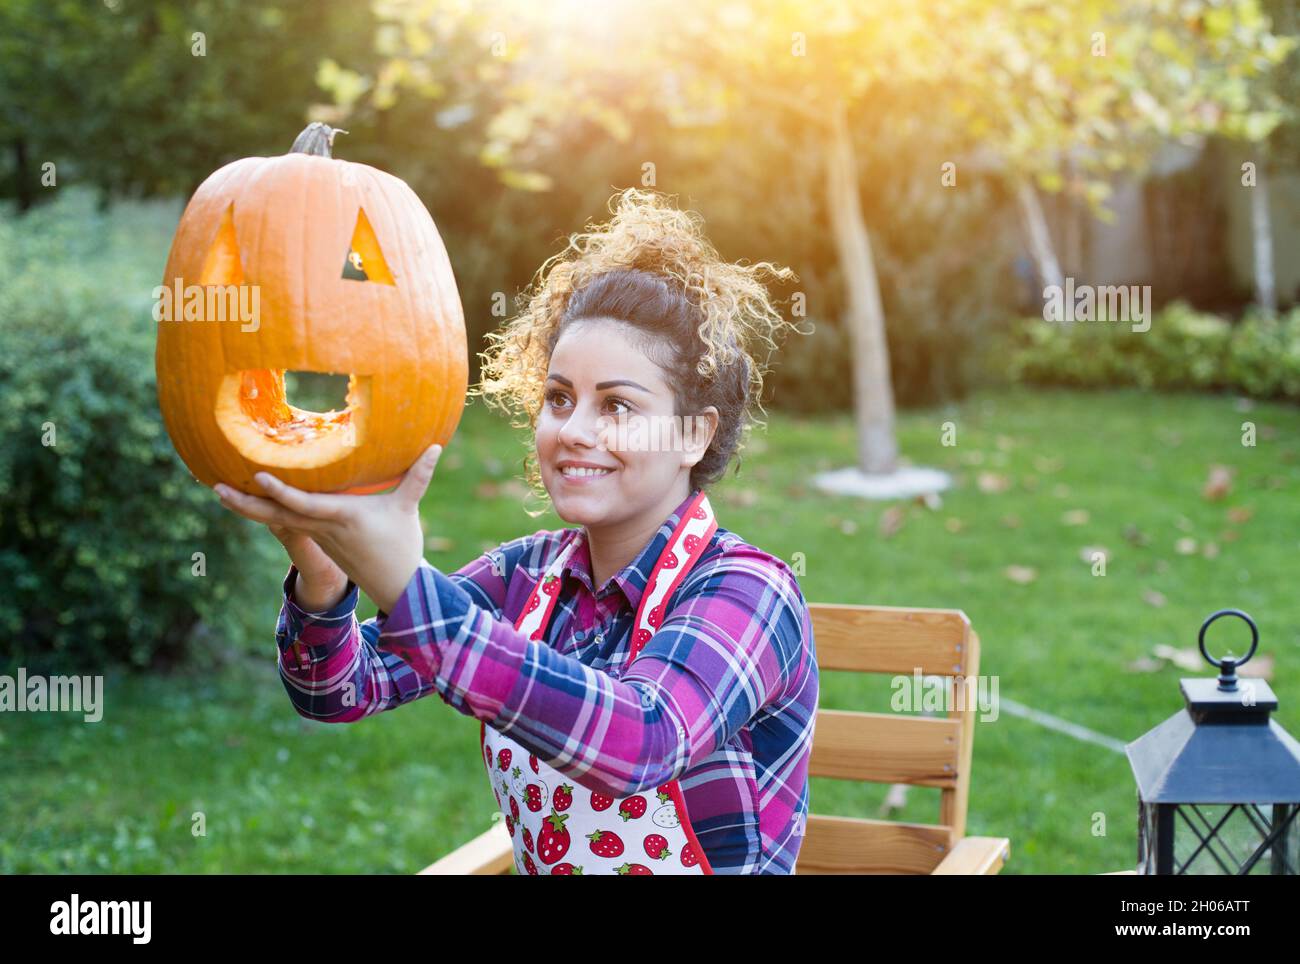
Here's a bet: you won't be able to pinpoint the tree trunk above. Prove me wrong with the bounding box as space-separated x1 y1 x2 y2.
1016 180 1064 293
13 138 32 212
1250 154 1277 314
826 99 898 475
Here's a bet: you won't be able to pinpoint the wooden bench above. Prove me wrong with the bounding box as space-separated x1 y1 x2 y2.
420 602 1010 875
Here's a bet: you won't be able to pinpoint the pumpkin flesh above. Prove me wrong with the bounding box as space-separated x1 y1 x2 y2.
214 369 371 471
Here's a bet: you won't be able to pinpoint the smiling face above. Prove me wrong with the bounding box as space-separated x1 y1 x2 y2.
537 317 717 528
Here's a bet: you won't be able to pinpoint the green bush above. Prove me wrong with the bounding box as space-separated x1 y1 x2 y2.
1224 306 1300 398
0 193 279 672
1004 300 1300 400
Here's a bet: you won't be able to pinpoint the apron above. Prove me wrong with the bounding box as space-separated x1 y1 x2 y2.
480 489 718 875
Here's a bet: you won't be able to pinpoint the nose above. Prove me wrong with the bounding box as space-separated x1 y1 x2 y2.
556 398 607 451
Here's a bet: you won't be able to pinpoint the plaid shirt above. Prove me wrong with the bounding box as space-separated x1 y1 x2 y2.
275 488 819 874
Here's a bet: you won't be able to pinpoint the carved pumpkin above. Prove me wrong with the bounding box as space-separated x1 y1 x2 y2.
155 123 467 495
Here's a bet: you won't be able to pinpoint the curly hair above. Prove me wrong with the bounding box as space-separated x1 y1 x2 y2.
473 187 806 515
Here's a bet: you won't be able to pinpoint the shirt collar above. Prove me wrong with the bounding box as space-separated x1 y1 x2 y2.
561 488 703 610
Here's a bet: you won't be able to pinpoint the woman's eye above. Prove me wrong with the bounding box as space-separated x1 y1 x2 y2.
545 391 629 415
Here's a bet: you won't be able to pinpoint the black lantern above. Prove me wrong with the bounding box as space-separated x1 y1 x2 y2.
1126 609 1300 874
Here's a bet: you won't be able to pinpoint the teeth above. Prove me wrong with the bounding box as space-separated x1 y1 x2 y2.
561 466 613 478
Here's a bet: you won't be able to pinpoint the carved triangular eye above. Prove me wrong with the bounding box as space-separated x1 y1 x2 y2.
200 204 244 285
341 208 395 285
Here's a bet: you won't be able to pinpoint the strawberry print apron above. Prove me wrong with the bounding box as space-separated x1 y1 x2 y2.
480 490 718 875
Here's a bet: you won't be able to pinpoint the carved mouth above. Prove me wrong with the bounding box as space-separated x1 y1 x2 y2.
215 370 371 469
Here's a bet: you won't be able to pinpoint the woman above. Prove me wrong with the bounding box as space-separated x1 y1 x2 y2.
215 188 819 875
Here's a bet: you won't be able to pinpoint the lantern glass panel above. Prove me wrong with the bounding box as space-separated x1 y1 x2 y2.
1174 803 1299 875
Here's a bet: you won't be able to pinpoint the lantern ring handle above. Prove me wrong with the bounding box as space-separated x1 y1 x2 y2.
1197 609 1258 669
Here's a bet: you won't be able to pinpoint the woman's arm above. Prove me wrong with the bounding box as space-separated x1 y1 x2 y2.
274 534 541 722
374 543 810 798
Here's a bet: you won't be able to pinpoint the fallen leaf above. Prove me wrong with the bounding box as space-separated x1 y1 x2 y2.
1062 509 1090 526
915 491 943 511
1239 654 1274 681
1080 546 1110 565
1202 541 1220 559
977 472 1011 493
1175 538 1198 556
1226 505 1253 524
878 783 909 817
944 517 965 534
1142 589 1167 608
839 518 859 535
1221 529 1241 543
475 480 500 499
1004 565 1038 585
724 487 759 508
1202 464 1234 501
1153 644 1205 672
879 506 906 539
1123 524 1151 547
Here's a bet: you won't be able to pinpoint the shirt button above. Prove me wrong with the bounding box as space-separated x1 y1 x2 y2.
573 631 586 642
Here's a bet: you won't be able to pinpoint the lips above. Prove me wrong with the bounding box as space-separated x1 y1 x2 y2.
559 464 615 480
556 462 616 483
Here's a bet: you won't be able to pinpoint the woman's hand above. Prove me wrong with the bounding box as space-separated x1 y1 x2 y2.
267 524 350 612
214 444 443 614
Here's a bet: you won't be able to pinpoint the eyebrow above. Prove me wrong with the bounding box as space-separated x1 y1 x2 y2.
546 374 654 394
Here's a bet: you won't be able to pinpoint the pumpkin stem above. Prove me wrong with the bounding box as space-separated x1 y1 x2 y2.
290 123 349 158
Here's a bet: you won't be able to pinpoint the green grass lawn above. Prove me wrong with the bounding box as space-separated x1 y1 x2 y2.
3 386 1298 874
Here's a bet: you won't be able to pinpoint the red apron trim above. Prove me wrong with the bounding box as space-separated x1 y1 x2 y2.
481 493 719 875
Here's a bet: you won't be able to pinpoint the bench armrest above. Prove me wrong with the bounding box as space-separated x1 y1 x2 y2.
931 836 1010 875
418 820 514 875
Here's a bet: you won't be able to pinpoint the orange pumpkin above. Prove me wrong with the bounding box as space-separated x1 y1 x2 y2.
155 123 467 495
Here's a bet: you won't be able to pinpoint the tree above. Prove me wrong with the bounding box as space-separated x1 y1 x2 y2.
323 0 1293 480
0 0 377 207
947 0 1293 304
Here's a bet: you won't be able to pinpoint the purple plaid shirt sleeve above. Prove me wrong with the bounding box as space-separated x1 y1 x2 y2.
274 536 809 800
274 532 533 719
